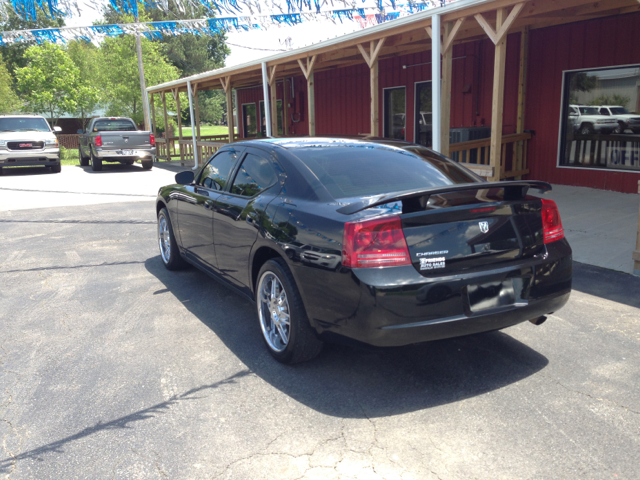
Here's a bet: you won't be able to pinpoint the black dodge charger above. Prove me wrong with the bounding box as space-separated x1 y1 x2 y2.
156 138 572 364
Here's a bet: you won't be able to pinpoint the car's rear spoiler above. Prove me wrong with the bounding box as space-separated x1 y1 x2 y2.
335 181 552 215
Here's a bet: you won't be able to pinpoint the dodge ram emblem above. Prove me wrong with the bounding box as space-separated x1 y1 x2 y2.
479 221 489 233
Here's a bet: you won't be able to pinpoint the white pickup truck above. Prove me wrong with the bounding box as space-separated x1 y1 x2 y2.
569 105 617 135
596 106 640 134
78 117 156 171
0 115 61 174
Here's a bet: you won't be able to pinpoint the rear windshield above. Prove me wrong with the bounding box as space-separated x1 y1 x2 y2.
292 144 481 200
0 117 51 132
93 120 137 132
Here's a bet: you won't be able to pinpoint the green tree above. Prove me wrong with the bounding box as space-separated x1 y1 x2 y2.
98 14 180 128
67 41 102 128
0 56 20 113
0 2 64 86
15 43 80 124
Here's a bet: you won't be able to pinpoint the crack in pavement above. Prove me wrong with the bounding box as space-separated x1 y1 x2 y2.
0 260 148 274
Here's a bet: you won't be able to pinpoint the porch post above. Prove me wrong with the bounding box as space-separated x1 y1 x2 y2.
431 14 442 153
187 80 199 170
358 39 386 137
261 62 272 137
475 2 525 181
161 91 170 161
269 66 278 136
192 83 201 141
514 27 530 179
220 76 235 143
150 93 157 139
489 8 507 182
297 56 317 136
172 88 184 164
633 180 640 276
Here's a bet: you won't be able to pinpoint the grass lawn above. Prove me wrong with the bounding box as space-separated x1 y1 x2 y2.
179 125 235 138
60 147 80 166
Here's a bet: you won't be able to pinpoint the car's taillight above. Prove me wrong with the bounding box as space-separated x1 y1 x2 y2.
150 134 155 146
343 216 411 268
94 135 102 147
541 199 564 244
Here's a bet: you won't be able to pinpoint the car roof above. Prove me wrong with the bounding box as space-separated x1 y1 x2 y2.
0 114 47 118
232 136 440 154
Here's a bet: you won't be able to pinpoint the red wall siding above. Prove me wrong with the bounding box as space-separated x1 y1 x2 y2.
526 13 640 193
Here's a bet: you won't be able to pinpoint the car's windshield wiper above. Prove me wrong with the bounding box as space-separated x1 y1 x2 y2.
0 129 16 132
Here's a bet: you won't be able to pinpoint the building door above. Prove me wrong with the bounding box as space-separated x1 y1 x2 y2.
415 81 432 148
242 104 257 137
383 87 406 140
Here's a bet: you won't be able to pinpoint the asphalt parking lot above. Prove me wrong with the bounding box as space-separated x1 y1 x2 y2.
1 165 639 479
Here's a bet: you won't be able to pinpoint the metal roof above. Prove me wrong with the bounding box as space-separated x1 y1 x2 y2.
147 0 493 93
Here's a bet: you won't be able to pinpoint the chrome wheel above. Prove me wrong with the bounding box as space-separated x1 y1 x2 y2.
158 215 171 264
257 271 291 352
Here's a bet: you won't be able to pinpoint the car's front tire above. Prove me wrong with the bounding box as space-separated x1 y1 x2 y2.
90 150 102 171
157 207 188 270
50 164 61 173
142 160 153 170
256 258 323 364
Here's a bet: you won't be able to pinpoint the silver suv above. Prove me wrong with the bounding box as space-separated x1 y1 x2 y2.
0 115 62 174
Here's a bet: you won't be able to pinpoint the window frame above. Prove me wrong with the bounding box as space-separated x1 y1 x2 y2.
196 147 245 191
226 147 282 199
556 63 640 174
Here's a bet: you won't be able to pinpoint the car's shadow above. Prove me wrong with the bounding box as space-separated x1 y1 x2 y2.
145 256 548 418
79 163 150 174
0 166 55 176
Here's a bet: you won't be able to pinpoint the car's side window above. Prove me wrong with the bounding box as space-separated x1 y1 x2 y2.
199 149 241 191
599 108 610 116
230 153 278 197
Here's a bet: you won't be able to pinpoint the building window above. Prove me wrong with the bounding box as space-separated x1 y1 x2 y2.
383 87 406 140
242 103 257 137
559 65 640 172
415 81 432 148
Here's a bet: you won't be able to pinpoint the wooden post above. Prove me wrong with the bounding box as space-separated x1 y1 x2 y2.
193 84 201 141
161 91 170 161
297 56 317 136
220 76 234 143
428 18 466 156
358 39 386 137
514 27 529 179
150 93 157 140
283 79 289 136
489 8 507 181
173 88 183 163
268 66 278 136
475 3 525 181
633 180 640 276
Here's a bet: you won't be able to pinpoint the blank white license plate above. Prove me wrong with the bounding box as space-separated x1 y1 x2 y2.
122 149 133 155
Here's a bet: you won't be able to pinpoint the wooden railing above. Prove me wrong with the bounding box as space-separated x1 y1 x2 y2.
564 133 640 168
55 134 80 149
155 134 238 162
177 140 227 165
449 132 532 179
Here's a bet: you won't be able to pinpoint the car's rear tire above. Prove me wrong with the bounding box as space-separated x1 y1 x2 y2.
157 208 188 270
90 150 102 171
142 160 153 170
50 164 61 173
79 147 89 166
256 258 323 364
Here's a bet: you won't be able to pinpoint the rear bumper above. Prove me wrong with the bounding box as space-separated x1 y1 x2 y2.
294 239 572 347
94 148 155 160
0 149 60 167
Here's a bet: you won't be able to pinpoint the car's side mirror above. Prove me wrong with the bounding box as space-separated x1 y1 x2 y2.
53 126 62 133
77 129 84 134
175 171 195 185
